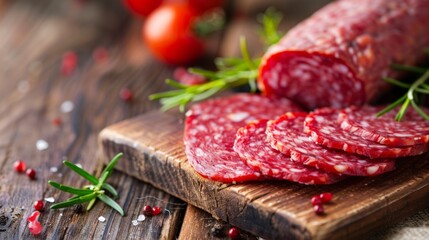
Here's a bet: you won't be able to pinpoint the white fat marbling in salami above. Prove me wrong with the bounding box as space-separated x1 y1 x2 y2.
305 108 429 158
266 112 395 176
233 119 344 184
184 94 302 183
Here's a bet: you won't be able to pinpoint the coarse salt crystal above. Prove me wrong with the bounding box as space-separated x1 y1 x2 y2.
137 215 145 222
132 220 139 226
75 163 82 168
44 197 55 203
50 167 58 173
36 139 49 151
98 216 106 222
60 101 74 113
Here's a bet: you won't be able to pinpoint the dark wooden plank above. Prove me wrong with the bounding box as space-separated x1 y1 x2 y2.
0 0 189 238
99 110 429 240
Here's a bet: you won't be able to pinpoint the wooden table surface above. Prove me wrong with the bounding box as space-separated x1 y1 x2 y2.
0 0 428 239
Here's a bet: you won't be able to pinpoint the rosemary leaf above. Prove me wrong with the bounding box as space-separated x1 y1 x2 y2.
258 7 283 46
63 161 98 185
48 181 94 196
165 79 188 89
395 97 411 121
99 153 123 185
391 63 426 74
383 77 410 89
102 183 118 199
240 37 256 70
98 194 124 216
377 94 407 117
411 100 429 121
86 198 97 211
51 193 97 209
149 89 186 100
49 153 124 216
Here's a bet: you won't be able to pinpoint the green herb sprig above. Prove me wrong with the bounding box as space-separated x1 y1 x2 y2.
377 50 429 121
48 153 124 216
149 9 283 112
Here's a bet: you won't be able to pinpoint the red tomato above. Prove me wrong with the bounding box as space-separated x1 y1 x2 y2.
187 0 225 13
143 3 204 65
123 0 163 17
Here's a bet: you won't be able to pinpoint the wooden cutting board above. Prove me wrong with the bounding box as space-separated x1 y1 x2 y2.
98 110 429 240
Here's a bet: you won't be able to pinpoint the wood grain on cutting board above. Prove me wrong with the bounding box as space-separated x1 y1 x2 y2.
99 110 429 240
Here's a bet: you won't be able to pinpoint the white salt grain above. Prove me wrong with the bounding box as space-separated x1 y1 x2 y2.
132 220 139 226
60 101 74 113
44 197 55 203
98 216 106 222
36 139 49 151
50 167 58 173
75 163 82 168
137 215 145 222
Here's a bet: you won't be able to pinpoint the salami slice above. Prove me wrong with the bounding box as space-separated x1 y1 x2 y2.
258 0 429 109
184 94 302 183
305 108 429 158
339 105 429 147
266 113 395 176
233 120 344 184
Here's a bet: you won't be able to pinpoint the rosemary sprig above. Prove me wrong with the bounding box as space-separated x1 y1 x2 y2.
377 56 429 121
48 153 124 216
149 8 283 112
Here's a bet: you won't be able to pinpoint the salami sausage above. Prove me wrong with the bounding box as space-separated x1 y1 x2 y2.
339 105 429 146
184 94 302 183
258 0 429 109
234 119 344 184
305 108 429 158
266 112 396 176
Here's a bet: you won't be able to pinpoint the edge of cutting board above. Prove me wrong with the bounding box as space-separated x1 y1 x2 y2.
98 110 429 240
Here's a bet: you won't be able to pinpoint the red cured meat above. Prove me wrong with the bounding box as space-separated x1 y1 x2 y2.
339 105 429 147
258 0 429 109
184 94 302 183
234 120 344 184
266 112 395 176
305 108 429 158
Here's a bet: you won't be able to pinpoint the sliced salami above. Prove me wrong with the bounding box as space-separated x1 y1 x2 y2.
266 113 395 176
339 105 429 147
258 0 429 109
233 120 344 184
184 94 302 183
305 108 429 158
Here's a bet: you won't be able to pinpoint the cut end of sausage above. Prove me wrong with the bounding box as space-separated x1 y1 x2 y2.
258 50 366 110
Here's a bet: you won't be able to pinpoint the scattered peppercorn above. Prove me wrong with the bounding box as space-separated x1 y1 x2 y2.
52 117 62 126
228 227 240 239
119 88 133 102
74 204 83 214
142 205 153 216
313 204 324 215
0 215 8 226
92 47 109 63
13 160 26 173
152 206 162 216
61 51 78 76
26 168 36 180
33 200 44 211
210 222 225 238
311 196 322 206
319 192 333 203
